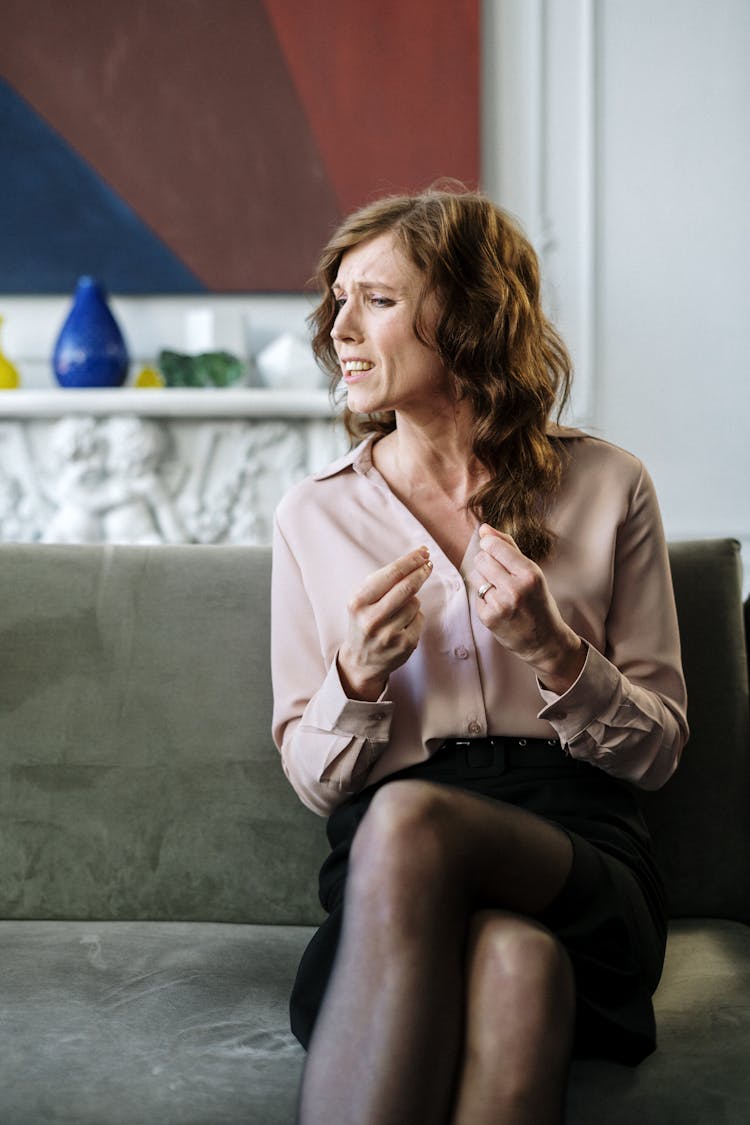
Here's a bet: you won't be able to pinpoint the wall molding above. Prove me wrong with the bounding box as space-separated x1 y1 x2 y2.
483 0 597 424
0 408 344 546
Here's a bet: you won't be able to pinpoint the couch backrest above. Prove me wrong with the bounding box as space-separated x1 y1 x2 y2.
0 543 328 925
1 538 747 925
641 538 750 922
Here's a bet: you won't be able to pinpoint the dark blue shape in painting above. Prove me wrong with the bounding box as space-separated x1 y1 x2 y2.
0 78 205 293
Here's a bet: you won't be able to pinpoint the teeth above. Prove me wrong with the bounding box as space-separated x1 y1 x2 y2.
344 361 374 372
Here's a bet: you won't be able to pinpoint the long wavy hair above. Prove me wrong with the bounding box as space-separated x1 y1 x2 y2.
309 188 573 560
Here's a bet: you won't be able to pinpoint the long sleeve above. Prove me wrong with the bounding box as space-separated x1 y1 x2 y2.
537 462 688 789
271 515 394 814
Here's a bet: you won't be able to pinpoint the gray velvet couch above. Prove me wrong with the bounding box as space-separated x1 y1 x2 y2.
1 538 748 1124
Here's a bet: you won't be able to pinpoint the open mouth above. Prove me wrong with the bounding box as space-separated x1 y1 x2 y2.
343 360 375 373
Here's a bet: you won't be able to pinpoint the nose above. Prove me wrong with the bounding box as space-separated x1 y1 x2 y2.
331 299 362 343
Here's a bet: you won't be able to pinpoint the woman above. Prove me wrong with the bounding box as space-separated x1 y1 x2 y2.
271 189 688 1124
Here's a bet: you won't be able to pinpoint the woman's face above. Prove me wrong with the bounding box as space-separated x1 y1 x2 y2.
330 232 451 418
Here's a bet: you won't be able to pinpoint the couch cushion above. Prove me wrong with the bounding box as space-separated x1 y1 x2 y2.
567 918 750 1123
1 918 748 1124
0 920 307 1125
0 544 328 924
640 539 750 922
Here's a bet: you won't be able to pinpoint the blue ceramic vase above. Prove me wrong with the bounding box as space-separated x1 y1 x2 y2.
53 276 130 388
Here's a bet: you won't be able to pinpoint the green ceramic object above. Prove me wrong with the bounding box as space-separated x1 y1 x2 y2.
158 349 244 388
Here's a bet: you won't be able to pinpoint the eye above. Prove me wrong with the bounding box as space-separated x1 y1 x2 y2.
369 295 394 308
332 292 346 309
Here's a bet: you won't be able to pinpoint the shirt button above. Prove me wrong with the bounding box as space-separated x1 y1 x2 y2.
369 712 386 722
467 720 482 734
454 646 469 660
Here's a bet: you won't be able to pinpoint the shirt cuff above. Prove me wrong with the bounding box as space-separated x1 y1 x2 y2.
536 643 621 745
312 658 394 742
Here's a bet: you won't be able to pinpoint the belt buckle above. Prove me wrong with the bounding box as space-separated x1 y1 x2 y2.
461 738 507 776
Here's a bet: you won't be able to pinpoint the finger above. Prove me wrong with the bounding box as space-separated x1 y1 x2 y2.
366 599 424 653
401 606 424 645
478 526 531 575
358 561 433 633
473 580 497 607
479 523 515 545
470 562 499 596
366 599 424 663
395 602 425 648
380 607 425 667
473 544 544 613
471 567 510 608
353 547 431 608
391 594 423 632
471 552 513 594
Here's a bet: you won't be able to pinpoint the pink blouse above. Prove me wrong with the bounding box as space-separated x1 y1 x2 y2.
271 427 689 816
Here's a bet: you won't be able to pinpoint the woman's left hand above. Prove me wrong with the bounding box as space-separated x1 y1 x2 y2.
470 524 586 694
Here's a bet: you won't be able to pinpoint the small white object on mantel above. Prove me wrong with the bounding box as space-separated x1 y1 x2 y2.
255 333 325 391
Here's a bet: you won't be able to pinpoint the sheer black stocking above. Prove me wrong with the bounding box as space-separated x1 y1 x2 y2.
297 779 576 1125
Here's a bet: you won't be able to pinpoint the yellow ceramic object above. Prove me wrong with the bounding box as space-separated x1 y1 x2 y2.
134 365 166 388
0 315 21 389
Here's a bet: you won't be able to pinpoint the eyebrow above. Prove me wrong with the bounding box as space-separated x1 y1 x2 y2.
331 278 401 293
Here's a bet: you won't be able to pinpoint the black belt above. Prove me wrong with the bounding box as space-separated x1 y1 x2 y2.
431 736 574 777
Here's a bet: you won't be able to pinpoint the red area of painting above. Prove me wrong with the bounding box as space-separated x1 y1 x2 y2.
264 0 479 213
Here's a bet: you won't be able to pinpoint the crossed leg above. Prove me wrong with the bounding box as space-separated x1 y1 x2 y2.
451 911 575 1124
297 778 577 1125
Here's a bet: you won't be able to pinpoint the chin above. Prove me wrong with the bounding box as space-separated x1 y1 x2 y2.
347 390 384 414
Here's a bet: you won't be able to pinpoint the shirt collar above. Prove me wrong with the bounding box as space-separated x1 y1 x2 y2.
312 433 379 481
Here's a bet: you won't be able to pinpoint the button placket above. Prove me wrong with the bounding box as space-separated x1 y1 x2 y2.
433 553 488 742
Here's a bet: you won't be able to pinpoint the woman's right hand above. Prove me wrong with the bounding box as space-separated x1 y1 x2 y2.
337 547 433 701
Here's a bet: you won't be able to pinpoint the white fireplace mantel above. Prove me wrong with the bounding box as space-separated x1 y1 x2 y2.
0 389 346 547
0 388 335 418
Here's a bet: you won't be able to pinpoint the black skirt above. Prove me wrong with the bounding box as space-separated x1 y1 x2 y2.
290 740 668 1067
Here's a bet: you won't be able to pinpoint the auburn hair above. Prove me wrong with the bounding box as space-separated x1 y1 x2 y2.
308 188 573 560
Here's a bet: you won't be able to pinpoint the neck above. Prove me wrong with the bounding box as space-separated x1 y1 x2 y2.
377 402 487 503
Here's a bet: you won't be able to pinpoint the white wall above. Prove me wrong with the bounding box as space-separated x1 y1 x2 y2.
484 0 750 584
595 0 749 544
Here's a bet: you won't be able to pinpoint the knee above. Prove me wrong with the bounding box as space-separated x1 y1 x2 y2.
347 780 454 908
468 912 574 1009
460 915 576 1112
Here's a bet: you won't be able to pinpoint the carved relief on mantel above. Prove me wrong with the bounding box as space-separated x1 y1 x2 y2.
0 413 345 546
